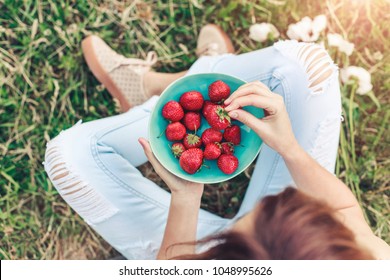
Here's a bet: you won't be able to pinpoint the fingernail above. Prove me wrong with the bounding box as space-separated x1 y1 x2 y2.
224 99 231 105
229 111 238 118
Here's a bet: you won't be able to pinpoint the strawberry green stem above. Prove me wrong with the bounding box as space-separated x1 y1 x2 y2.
157 127 167 139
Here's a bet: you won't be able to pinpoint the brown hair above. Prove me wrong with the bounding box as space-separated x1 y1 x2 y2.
178 187 372 260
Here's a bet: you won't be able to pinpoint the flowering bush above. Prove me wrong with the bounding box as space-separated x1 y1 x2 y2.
327 33 354 57
249 15 374 96
341 66 373 95
286 15 327 42
249 23 280 43
247 9 386 216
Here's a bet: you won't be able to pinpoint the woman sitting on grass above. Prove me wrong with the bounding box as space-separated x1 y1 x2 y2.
44 24 390 259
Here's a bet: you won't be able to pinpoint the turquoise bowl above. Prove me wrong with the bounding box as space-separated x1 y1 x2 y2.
148 73 264 184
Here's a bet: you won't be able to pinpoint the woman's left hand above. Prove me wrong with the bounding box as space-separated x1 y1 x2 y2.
138 137 204 198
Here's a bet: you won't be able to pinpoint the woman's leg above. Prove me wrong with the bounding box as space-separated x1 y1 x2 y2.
44 95 229 260
188 40 341 219
45 25 237 259
45 38 341 258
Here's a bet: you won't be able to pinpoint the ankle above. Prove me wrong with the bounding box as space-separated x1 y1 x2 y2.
143 71 188 97
143 72 162 97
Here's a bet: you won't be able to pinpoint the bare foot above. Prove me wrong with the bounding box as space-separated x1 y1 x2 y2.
143 71 188 97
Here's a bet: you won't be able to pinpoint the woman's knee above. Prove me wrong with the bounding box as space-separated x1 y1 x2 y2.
43 124 118 225
44 123 90 179
44 124 92 204
274 40 338 95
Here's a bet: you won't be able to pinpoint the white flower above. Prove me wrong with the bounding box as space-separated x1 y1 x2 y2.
327 33 354 56
287 15 327 42
249 23 280 43
312 15 327 33
287 17 314 41
340 66 373 95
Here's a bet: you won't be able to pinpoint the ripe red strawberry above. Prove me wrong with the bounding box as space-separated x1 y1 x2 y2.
162 101 184 122
183 133 202 149
202 101 214 119
179 91 204 111
206 105 231 130
179 148 204 174
217 154 239 174
166 122 186 141
208 80 231 103
201 128 223 146
221 142 234 155
223 125 241 145
204 143 222 160
171 143 186 158
182 112 201 131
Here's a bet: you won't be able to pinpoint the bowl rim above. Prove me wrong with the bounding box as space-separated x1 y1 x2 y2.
148 73 263 184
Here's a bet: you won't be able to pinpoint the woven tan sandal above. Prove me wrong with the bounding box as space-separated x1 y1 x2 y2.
196 24 235 56
82 35 157 112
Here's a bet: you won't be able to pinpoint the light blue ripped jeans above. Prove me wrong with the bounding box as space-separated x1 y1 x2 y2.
44 40 342 259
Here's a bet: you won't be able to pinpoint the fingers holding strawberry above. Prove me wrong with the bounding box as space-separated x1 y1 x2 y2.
224 81 272 106
224 81 297 157
224 94 277 114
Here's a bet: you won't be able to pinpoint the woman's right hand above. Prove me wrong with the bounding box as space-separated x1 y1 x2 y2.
224 81 298 157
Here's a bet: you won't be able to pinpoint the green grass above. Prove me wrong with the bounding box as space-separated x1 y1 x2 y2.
0 0 389 259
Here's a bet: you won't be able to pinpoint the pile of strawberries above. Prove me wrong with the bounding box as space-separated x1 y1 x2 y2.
161 80 241 175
